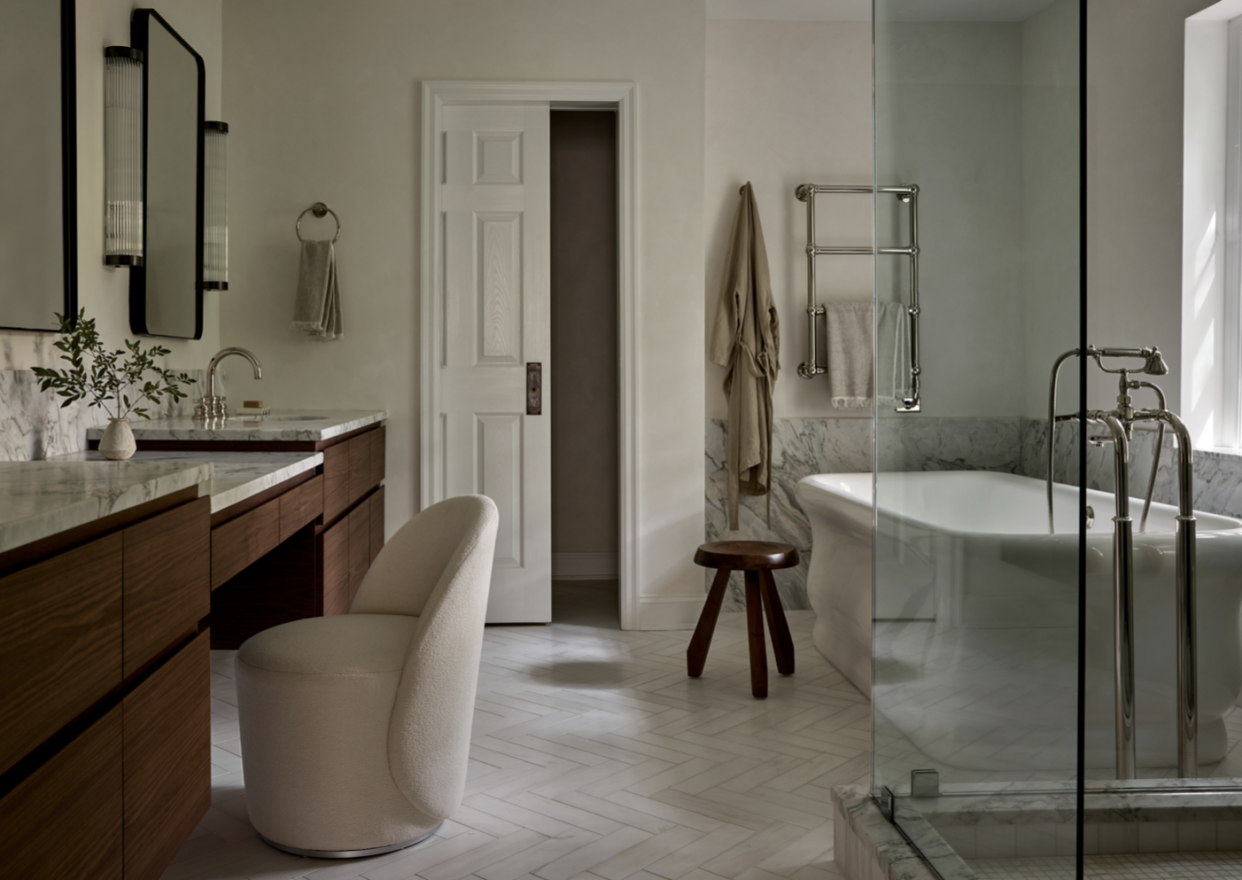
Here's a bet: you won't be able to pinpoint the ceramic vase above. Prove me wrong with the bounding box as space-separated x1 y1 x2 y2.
99 418 137 461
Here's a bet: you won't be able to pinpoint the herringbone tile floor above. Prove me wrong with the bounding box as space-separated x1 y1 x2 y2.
162 582 865 880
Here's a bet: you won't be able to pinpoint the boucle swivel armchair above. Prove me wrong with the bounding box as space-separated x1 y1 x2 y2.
235 494 499 857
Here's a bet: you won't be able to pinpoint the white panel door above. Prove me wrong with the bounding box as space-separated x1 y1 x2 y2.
436 104 551 623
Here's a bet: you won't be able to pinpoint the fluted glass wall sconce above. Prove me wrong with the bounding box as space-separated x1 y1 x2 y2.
203 121 228 290
103 47 144 266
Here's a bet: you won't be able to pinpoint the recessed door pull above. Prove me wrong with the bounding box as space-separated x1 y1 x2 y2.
527 363 542 415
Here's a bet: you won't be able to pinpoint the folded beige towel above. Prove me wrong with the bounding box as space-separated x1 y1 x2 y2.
825 301 911 408
825 302 872 408
292 240 343 341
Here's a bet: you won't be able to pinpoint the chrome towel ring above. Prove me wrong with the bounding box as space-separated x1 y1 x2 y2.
296 202 341 243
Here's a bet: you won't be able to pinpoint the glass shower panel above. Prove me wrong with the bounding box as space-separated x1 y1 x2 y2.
872 1 1082 876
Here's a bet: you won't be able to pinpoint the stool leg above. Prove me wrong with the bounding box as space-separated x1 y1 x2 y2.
744 570 768 698
688 568 731 677
760 570 795 676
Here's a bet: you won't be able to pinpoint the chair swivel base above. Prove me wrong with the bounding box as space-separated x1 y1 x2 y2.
259 824 441 859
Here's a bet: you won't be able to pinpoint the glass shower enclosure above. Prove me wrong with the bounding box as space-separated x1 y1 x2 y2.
870 0 1242 877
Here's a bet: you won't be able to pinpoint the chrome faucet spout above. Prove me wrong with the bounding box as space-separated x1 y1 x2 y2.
196 347 263 421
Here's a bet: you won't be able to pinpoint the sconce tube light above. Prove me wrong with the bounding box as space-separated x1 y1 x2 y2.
203 121 228 290
103 46 143 266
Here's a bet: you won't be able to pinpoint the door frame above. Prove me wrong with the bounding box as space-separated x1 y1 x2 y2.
419 80 640 629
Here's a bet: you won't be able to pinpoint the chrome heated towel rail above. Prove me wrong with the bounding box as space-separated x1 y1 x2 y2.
794 183 921 413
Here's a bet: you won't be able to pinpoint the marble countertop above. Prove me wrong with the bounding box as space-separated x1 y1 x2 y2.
56 451 323 514
0 460 212 555
85 410 385 443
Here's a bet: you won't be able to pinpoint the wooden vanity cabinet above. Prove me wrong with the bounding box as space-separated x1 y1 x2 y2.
124 500 210 678
211 423 387 641
123 631 210 880
319 485 385 615
0 534 123 777
370 485 386 564
0 493 211 880
0 704 124 880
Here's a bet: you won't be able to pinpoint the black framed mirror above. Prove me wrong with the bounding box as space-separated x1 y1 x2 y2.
0 0 77 333
130 8 204 339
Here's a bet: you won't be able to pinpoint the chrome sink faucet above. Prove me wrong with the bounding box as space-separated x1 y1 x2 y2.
195 347 262 421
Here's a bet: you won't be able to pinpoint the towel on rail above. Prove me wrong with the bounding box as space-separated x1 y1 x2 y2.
824 301 911 408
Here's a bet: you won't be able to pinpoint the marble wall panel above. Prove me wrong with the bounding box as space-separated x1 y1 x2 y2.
706 416 1024 610
0 369 205 462
1019 417 1242 519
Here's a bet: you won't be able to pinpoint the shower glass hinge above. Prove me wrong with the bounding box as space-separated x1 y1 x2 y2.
911 769 940 798
878 786 896 822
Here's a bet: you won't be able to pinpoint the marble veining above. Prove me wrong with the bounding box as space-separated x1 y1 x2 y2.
706 417 1022 611
53 451 322 513
0 368 205 462
0 460 212 554
87 409 386 443
1021 416 1242 520
833 784 964 880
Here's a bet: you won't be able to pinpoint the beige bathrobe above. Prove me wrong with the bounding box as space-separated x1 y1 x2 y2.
709 183 779 531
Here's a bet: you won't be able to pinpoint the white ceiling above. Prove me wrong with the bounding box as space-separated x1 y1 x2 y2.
708 0 1060 23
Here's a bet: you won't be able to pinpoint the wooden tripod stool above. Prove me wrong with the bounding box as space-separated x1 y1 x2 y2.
688 541 798 698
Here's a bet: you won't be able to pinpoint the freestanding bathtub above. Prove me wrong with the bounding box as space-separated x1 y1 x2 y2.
797 470 1242 772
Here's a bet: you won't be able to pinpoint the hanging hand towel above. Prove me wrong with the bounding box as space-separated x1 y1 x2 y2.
824 301 911 408
709 182 780 531
292 240 343 341
875 301 913 406
824 301 872 409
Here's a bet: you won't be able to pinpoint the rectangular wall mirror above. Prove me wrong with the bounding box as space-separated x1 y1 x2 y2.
0 0 77 333
130 8 204 339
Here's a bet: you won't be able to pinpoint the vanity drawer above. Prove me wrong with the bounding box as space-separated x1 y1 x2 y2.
319 515 350 616
324 428 384 523
370 426 386 489
369 486 385 565
123 631 210 880
279 475 323 542
0 704 123 880
0 534 123 776
349 434 370 506
323 442 350 523
211 499 280 590
123 499 210 678
348 501 371 599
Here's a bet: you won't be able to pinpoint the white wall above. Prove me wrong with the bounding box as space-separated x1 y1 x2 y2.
875 22 1026 418
220 0 708 628
1 0 221 376
1181 20 1229 447
1020 0 1080 419
704 19 872 419
1086 0 1219 414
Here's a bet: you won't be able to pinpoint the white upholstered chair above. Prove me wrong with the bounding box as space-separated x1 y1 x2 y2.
235 494 499 858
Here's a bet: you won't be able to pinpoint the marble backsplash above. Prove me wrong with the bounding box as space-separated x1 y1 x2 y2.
708 414 1242 612
0 369 205 461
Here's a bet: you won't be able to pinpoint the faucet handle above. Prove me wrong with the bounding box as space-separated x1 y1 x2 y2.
193 395 227 422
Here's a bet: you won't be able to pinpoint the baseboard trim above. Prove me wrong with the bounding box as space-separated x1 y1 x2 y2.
552 552 618 580
637 595 705 630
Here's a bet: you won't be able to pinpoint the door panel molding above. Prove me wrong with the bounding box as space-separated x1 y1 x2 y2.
420 80 639 629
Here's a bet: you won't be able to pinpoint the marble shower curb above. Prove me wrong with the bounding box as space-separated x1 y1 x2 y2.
832 784 973 880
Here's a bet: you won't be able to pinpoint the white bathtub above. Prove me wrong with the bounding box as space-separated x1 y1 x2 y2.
797 470 1242 772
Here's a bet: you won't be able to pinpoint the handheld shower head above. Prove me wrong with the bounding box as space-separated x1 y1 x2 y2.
1144 347 1169 376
